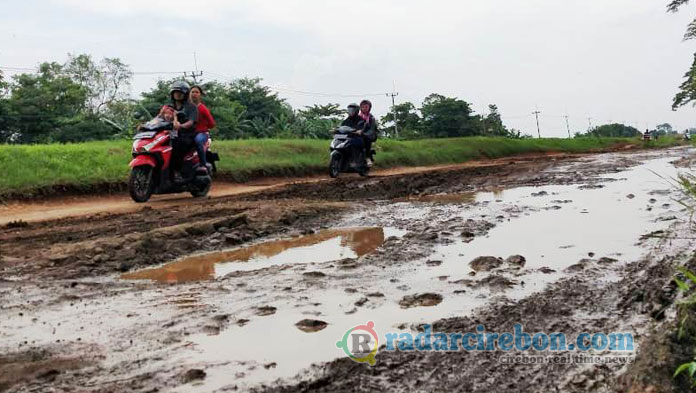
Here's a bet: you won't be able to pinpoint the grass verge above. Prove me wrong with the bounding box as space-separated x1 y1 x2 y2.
0 136 686 199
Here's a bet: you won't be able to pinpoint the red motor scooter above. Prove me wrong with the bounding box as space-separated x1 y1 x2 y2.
128 117 219 203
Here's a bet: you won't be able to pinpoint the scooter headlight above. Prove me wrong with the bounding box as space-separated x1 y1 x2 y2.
141 141 157 152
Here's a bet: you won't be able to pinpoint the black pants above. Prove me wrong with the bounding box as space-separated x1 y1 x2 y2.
171 132 195 172
364 138 373 158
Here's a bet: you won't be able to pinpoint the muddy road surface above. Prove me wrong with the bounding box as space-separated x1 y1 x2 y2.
1 147 695 392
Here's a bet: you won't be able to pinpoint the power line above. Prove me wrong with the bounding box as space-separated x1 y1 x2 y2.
0 65 190 76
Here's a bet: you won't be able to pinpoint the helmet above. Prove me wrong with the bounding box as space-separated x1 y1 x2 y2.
347 103 359 116
170 81 191 100
359 99 372 110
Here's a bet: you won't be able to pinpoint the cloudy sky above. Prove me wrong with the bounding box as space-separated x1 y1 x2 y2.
2 0 696 136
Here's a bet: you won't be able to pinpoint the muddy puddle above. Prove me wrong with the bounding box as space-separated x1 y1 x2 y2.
156 152 689 391
122 227 401 283
2 148 693 393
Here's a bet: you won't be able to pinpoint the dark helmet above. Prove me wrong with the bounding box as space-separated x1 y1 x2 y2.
170 81 191 101
347 103 359 116
359 99 372 110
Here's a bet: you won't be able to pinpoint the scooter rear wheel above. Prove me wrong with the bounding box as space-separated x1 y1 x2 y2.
129 166 154 203
329 155 341 178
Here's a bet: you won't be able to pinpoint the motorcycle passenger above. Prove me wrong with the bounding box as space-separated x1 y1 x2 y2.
358 100 377 167
189 85 216 172
167 81 198 179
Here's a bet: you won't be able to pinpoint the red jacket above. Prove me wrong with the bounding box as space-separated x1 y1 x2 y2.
195 103 216 133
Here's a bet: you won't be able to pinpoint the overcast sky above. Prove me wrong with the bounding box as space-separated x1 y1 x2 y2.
2 0 696 136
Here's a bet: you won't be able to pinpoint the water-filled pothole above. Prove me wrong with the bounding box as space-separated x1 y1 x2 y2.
122 227 399 283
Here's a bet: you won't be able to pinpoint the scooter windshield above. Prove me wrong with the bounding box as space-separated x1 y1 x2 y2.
140 118 173 132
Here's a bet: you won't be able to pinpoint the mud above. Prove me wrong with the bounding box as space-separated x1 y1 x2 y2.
1 147 695 393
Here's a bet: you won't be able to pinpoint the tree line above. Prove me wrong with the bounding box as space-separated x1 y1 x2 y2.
0 53 674 144
0 54 532 144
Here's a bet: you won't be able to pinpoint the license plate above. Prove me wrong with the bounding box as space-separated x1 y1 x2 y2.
334 134 348 140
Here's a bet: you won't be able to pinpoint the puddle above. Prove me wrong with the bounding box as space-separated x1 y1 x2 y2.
172 153 690 391
3 149 692 393
122 227 398 283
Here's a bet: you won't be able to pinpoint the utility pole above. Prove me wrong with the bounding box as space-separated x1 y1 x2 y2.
184 70 203 83
532 110 542 138
587 117 593 131
184 52 203 83
564 115 571 138
387 84 399 138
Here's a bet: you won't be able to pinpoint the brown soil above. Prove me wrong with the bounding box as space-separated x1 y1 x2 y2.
1 147 694 393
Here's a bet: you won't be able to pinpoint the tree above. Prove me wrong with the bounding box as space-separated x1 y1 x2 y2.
64 54 133 114
381 102 422 137
298 103 344 121
656 123 674 135
482 104 508 136
225 77 288 124
420 94 479 138
0 70 8 96
673 54 696 109
668 1 696 108
668 1 696 39
5 62 89 143
0 71 10 140
583 123 641 138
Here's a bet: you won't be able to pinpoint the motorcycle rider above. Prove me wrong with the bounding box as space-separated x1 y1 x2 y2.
340 103 366 156
341 103 362 128
167 81 198 180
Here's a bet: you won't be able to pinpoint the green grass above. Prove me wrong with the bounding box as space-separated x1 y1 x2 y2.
0 136 685 198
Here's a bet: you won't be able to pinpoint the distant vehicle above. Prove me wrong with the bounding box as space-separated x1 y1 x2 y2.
643 130 656 141
128 117 219 202
329 126 374 178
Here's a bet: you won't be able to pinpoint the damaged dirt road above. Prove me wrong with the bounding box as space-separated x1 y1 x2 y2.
2 147 696 392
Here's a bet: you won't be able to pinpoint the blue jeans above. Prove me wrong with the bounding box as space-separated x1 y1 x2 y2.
194 132 209 166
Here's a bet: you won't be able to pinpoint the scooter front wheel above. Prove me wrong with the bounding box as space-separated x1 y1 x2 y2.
129 166 154 203
191 181 211 198
329 155 341 178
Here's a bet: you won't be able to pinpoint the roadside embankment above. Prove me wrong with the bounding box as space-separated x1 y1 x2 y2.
0 136 685 199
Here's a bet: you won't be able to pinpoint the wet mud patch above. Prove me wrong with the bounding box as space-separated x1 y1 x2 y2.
1 201 348 280
1 147 693 393
122 227 393 283
295 319 328 333
0 344 99 392
399 293 444 309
